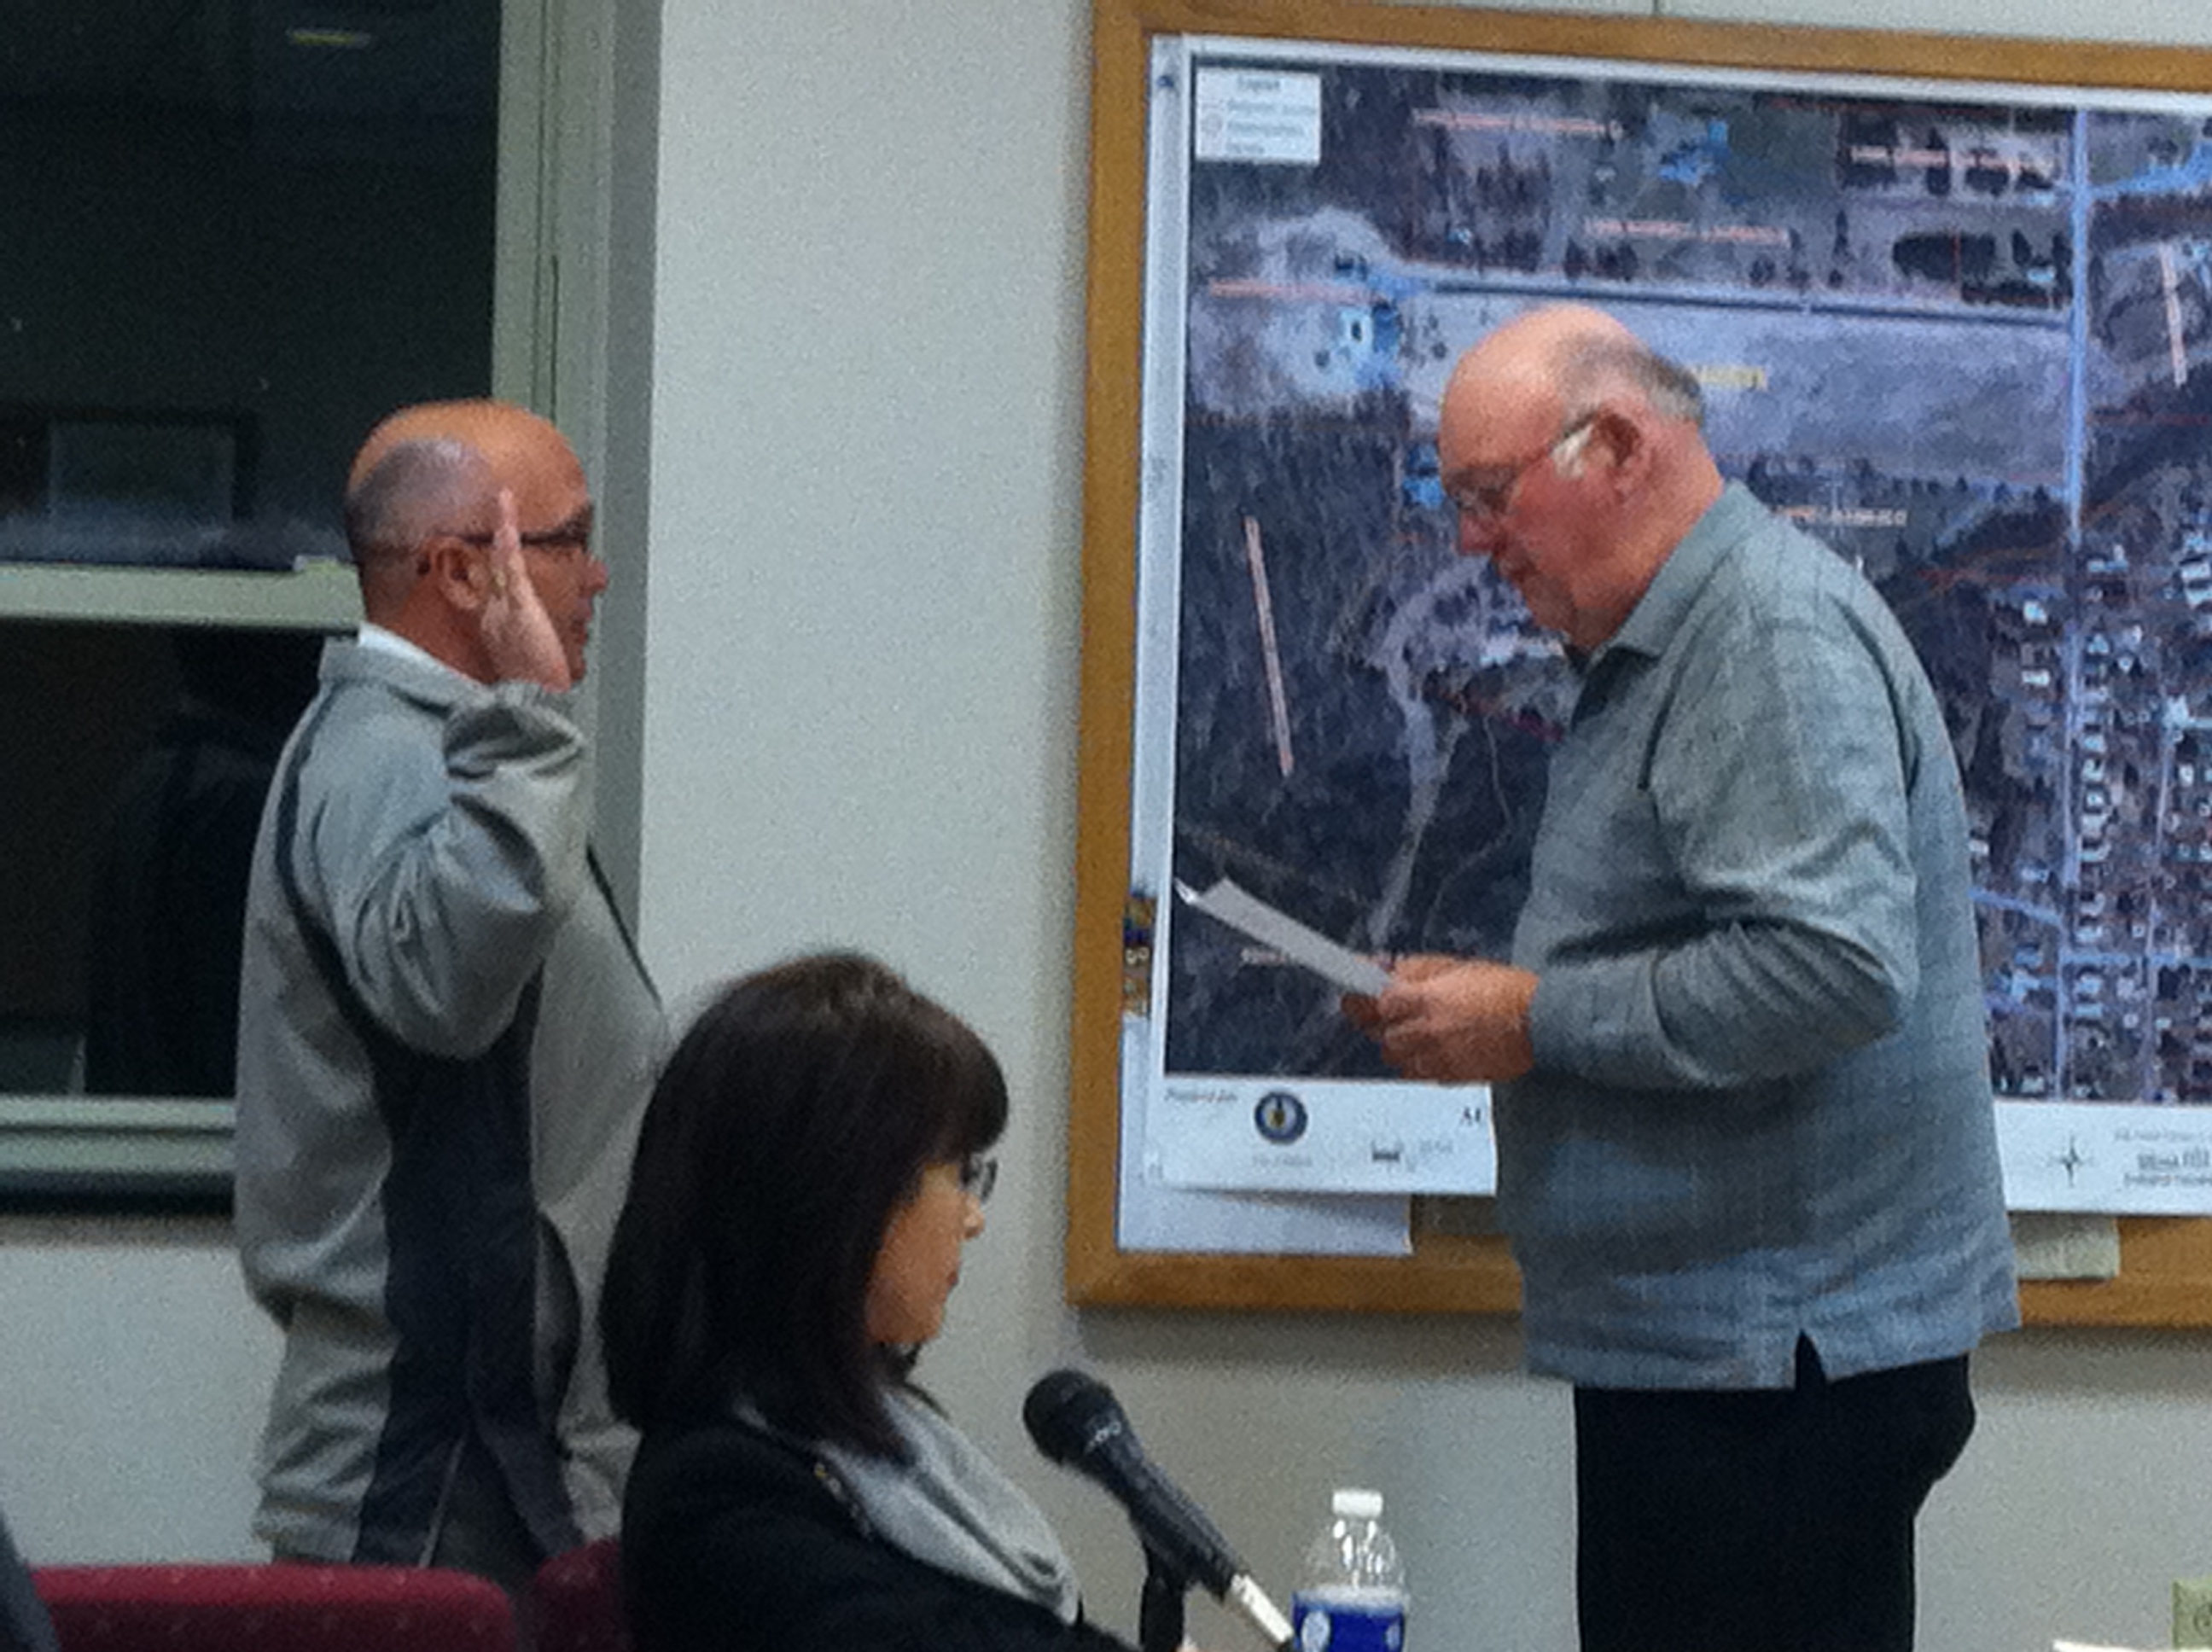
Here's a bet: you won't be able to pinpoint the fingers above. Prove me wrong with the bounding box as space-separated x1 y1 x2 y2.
1346 966 1436 1046
1391 952 1459 983
1346 957 1537 1084
474 488 573 691
1346 957 1451 1027
1350 975 1441 1078
1375 1006 1442 1078
487 488 521 598
1378 1018 1468 1085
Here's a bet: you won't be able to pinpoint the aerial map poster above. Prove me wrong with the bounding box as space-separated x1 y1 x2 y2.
1121 28 2212 1223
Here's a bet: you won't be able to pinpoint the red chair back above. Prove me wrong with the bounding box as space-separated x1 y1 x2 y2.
531 1539 628 1652
34 1562 514 1652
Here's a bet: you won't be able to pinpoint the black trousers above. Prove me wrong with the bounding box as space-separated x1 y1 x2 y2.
1573 1338 1975 1652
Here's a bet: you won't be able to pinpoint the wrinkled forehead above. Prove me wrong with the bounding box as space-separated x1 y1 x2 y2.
1439 355 1563 468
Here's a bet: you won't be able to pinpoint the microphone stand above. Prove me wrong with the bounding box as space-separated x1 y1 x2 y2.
1138 1546 1190 1652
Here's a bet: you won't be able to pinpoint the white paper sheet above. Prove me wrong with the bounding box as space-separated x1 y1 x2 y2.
1175 877 1393 996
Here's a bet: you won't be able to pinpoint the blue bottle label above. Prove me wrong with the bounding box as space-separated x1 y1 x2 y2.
1291 1592 1405 1652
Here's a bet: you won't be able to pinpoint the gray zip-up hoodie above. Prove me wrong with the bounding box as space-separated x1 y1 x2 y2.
235 638 666 1565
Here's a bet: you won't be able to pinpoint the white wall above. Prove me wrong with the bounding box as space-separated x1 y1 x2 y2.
9 4 2212 1651
0 1217 274 1560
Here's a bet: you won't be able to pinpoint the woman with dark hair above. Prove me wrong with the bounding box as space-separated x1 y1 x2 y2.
603 952 1136 1652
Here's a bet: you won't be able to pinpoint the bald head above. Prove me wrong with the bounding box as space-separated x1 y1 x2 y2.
344 400 573 577
1442 304 1703 443
348 399 572 491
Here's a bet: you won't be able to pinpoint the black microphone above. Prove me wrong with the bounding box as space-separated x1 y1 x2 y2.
1023 1369 1294 1649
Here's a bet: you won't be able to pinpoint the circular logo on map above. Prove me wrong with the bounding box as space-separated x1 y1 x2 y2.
1254 1090 1309 1144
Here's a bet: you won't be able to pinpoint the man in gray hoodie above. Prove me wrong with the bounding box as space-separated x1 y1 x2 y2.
235 401 666 1600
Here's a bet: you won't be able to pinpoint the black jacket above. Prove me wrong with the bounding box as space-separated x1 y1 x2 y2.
622 1417 1135 1652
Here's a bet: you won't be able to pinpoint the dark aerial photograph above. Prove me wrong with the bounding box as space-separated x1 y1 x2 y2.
1150 55 2212 1114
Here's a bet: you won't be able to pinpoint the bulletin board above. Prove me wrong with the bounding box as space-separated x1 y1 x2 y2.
1066 0 2212 1327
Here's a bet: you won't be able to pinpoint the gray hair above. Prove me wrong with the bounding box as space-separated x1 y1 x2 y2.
1555 336 1705 429
342 438 492 571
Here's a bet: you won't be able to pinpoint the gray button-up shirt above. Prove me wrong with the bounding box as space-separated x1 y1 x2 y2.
1501 485 2018 1388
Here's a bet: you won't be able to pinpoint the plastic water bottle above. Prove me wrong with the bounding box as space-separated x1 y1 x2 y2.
1291 1487 1406 1652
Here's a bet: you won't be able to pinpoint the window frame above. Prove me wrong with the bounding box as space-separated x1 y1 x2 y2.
0 0 640 1209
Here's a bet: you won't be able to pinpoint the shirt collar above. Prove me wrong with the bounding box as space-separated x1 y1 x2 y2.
1586 482 1767 671
357 620 462 679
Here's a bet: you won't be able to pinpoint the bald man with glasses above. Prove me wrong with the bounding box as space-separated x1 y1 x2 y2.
235 401 667 1611
1352 306 2017 1652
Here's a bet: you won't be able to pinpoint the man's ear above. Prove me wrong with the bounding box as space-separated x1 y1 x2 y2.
1580 405 1646 492
421 535 491 611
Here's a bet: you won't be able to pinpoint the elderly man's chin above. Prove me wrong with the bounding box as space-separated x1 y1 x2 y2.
1510 579 1573 638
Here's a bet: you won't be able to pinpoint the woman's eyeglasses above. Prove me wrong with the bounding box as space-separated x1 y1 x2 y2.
958 1155 998 1204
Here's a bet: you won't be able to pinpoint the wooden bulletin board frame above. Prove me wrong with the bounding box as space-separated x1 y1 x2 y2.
1066 0 2212 1329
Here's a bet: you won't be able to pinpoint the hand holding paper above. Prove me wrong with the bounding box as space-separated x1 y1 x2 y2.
1359 954 1539 1085
1173 880 1534 1083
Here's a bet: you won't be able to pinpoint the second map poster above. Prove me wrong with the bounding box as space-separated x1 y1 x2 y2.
1128 32 2212 1215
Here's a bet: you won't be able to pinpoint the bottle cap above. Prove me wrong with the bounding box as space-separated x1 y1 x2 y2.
1330 1488 1383 1518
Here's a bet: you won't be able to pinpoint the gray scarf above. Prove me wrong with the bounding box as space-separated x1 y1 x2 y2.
743 1389 1083 1625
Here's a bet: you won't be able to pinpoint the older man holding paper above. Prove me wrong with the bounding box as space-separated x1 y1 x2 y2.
1347 305 2017 1652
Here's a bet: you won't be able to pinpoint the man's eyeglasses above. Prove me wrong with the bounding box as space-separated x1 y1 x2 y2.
958 1155 998 1205
444 526 595 561
1444 414 1595 522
